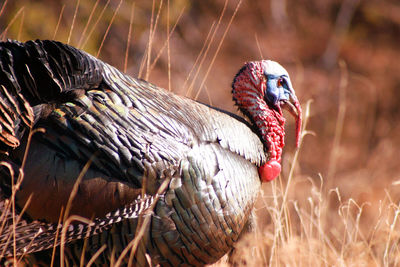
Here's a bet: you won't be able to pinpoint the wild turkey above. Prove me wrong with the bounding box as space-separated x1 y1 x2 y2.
0 40 301 266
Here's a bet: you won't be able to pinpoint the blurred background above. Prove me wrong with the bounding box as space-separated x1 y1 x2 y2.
1 0 400 265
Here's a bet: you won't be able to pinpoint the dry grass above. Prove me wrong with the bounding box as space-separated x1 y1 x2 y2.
1 0 400 266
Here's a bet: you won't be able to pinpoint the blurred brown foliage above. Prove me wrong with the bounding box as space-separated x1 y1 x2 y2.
1 0 400 264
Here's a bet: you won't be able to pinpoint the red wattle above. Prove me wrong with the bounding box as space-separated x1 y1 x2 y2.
258 160 281 182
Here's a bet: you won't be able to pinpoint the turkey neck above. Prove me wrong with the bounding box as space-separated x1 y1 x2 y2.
250 101 285 163
232 83 286 164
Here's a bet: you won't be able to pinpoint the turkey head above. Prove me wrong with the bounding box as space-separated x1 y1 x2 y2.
232 60 302 182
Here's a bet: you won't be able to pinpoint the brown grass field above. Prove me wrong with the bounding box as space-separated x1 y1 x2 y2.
1 0 400 266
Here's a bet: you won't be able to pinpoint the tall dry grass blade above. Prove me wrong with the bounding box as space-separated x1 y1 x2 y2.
61 156 95 223
87 244 107 267
50 207 64 267
186 0 228 97
77 0 100 48
167 0 171 91
145 253 152 266
12 195 35 261
0 163 15 259
68 0 81 45
0 178 11 235
6 128 43 263
204 85 213 106
138 47 148 79
0 164 13 258
79 227 91 267
352 202 373 260
0 6 25 40
17 9 24 40
13 197 46 262
194 0 243 100
147 6 185 75
367 192 390 266
124 2 135 73
81 0 111 50
292 201 308 242
96 0 123 58
384 208 400 266
60 215 92 267
255 33 264 59
110 247 116 266
138 0 156 79
0 0 8 18
182 21 215 96
265 172 280 265
144 0 163 81
53 4 66 40
327 60 347 184
60 154 95 267
338 199 354 260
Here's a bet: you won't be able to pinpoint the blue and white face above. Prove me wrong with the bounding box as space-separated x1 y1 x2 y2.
262 60 297 115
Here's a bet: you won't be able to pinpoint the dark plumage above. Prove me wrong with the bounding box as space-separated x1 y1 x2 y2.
0 40 301 266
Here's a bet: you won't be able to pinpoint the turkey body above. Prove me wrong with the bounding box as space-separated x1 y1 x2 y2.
0 40 268 266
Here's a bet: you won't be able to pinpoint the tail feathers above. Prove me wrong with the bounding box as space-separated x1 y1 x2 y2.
0 39 104 152
0 194 155 257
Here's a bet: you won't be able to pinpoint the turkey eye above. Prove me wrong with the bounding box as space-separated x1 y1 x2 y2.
277 78 284 87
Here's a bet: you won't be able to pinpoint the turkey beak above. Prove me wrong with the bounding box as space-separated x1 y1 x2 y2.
280 92 302 148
